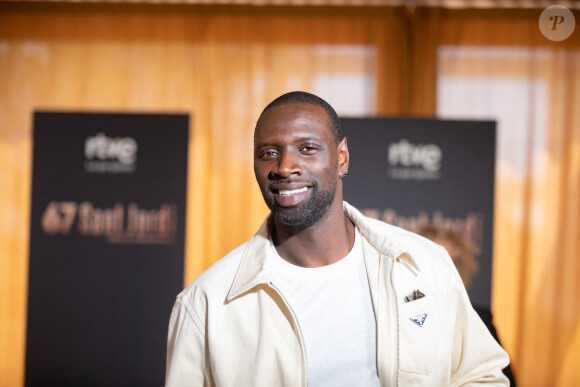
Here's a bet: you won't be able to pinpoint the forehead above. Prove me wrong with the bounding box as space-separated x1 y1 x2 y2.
254 103 332 142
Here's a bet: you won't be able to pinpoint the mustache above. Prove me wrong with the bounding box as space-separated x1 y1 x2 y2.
268 177 311 184
267 178 314 186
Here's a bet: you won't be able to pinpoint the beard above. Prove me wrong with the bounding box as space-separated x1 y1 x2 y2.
262 178 337 231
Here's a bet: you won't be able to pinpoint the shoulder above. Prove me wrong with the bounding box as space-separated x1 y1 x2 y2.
378 219 453 278
347 204 455 292
379 219 440 252
177 241 249 306
385 223 450 266
347 202 450 266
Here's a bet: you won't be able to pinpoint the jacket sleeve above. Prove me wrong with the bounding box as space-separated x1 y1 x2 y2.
166 294 213 387
438 245 510 386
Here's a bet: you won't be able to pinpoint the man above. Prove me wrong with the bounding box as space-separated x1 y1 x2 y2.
166 91 510 386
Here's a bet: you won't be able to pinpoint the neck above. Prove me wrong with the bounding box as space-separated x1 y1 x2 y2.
272 200 355 268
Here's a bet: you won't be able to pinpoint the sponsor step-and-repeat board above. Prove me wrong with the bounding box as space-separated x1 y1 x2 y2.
26 113 189 386
342 118 496 308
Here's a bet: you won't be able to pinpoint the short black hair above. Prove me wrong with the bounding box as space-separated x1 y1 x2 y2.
258 91 342 144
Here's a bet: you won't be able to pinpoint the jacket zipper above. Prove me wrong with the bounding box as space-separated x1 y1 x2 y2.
268 282 308 387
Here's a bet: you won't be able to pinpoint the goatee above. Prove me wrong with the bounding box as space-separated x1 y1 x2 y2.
263 180 336 230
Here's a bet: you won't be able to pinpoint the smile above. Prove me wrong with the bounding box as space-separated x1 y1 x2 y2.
278 187 309 196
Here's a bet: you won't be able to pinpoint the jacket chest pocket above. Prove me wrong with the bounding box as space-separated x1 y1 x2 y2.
398 294 445 375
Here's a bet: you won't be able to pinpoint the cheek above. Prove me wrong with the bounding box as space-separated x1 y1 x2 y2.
313 164 338 188
317 159 339 177
254 164 270 188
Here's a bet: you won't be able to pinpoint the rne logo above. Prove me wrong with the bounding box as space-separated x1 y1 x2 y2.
85 132 137 165
388 139 442 172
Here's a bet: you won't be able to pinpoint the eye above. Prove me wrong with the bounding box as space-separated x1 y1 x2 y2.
299 145 319 154
257 150 278 160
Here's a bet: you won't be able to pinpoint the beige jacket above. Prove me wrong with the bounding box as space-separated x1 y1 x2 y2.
166 202 509 386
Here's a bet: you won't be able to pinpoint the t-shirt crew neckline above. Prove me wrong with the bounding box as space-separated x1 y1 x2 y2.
270 228 361 282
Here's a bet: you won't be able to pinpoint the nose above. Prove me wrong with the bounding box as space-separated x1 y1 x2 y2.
270 151 302 179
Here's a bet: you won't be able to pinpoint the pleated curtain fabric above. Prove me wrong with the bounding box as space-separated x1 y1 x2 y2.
0 3 579 386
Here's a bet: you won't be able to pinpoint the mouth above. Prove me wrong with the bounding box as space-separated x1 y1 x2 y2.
270 185 311 207
275 187 309 196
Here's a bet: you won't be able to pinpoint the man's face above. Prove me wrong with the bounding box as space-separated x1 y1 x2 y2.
253 103 346 230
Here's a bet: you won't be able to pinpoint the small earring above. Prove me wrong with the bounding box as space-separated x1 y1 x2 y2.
342 172 347 177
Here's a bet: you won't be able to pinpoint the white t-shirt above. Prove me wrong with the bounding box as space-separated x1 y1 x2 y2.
271 229 380 387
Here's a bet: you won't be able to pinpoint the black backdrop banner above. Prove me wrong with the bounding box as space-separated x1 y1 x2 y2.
341 118 496 309
26 112 189 386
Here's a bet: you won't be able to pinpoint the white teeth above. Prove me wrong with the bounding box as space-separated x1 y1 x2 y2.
278 187 308 196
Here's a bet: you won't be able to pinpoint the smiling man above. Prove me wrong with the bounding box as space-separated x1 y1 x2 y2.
166 91 510 386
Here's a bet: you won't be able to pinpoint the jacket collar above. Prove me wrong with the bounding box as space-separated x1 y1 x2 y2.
226 201 419 302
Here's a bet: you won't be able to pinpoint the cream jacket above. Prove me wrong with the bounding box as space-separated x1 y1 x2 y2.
166 202 509 386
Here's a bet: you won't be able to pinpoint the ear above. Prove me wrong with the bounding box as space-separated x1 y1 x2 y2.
337 137 349 176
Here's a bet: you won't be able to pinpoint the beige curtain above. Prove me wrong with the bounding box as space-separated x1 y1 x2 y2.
0 3 578 386
415 8 580 386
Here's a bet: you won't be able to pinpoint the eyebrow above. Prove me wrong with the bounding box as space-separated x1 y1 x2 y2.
255 136 322 148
